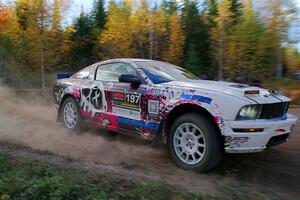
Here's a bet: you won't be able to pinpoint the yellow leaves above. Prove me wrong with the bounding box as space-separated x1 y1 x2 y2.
100 0 171 60
243 0 254 19
66 26 74 33
211 0 286 80
215 0 233 29
162 12 185 65
152 9 167 35
284 48 300 74
123 0 136 9
130 0 149 40
129 0 150 57
52 0 61 31
210 0 235 80
0 0 298 84
100 1 184 62
148 8 168 59
100 1 135 58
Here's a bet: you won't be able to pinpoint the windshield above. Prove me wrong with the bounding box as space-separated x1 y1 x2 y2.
135 61 199 84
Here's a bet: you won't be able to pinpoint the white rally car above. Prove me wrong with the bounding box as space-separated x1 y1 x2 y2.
53 59 297 172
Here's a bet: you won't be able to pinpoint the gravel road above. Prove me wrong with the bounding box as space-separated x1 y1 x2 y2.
0 87 299 198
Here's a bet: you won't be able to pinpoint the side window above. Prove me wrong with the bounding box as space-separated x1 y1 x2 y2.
72 66 93 79
96 63 138 82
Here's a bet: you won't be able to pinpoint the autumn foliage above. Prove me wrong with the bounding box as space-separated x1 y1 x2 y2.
0 0 299 88
0 5 10 27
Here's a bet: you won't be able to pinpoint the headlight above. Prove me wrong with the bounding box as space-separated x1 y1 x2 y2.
236 105 262 120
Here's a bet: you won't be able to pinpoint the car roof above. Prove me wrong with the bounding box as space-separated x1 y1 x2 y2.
88 58 158 69
106 58 154 62
90 58 154 67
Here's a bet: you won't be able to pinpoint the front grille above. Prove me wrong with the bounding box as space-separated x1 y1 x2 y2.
259 102 289 119
266 133 290 147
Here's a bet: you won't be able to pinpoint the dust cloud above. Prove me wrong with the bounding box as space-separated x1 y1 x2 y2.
0 86 166 165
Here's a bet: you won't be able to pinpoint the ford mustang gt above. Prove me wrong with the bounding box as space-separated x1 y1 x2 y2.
53 59 297 172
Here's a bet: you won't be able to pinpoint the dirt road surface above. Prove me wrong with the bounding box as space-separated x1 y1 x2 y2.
0 87 299 198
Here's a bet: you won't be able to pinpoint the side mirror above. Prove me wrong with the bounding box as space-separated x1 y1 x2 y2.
119 74 141 86
56 73 71 80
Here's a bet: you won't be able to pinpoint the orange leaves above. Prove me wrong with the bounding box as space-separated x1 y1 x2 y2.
0 5 11 27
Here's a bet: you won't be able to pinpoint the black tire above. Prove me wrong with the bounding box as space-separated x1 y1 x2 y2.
61 97 85 132
168 113 223 172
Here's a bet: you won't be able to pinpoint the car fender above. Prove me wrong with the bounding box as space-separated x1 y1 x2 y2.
155 85 251 141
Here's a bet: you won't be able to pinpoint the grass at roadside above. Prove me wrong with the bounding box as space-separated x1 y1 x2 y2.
0 148 297 200
0 152 204 200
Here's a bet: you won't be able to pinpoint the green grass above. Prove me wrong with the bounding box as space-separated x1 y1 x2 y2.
0 153 204 200
0 151 296 200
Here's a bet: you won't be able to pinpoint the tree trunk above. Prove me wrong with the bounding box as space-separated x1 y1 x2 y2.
218 38 224 81
276 47 283 79
40 33 45 91
149 16 154 60
39 0 46 92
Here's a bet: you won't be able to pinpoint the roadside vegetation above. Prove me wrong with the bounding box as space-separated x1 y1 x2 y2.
0 152 204 200
0 148 296 200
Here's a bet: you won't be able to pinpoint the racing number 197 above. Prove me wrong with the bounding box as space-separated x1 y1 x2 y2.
125 94 140 104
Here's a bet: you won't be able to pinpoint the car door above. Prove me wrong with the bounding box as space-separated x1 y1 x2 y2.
93 62 147 134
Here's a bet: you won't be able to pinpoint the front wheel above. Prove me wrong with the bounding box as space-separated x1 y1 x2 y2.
168 113 223 172
61 97 85 132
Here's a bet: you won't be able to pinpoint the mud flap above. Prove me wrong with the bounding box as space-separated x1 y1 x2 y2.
56 105 63 122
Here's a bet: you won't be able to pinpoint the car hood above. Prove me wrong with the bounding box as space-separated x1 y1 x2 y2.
162 80 290 104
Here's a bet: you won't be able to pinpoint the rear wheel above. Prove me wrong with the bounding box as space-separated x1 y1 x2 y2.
168 113 222 172
61 97 85 132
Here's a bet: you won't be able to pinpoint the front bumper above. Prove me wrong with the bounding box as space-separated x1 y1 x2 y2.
222 113 297 153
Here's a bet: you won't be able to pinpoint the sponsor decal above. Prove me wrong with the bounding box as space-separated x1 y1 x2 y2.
148 100 159 114
113 92 125 100
225 136 249 144
232 137 249 143
117 117 159 130
151 89 161 95
112 106 140 119
180 94 212 104
112 92 141 110
81 88 103 110
72 89 81 99
91 89 102 109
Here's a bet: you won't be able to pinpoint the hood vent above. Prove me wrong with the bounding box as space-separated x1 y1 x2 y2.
244 90 260 95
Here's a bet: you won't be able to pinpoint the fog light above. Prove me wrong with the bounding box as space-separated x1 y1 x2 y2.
275 128 286 133
233 128 264 132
